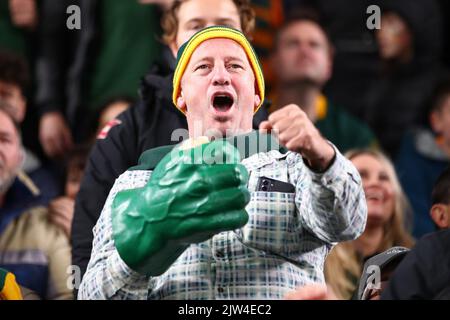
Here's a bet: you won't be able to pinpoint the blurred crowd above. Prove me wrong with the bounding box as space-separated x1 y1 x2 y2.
0 0 449 300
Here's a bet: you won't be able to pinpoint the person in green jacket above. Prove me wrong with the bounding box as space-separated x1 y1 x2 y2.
269 8 378 153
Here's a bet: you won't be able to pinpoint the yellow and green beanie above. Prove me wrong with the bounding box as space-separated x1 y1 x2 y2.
172 26 265 114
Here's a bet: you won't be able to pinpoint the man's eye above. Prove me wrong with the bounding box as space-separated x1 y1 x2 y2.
229 64 243 70
195 64 209 71
188 24 203 31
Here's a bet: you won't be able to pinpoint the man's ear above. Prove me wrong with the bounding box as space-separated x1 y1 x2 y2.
177 92 187 113
430 204 450 229
254 93 261 110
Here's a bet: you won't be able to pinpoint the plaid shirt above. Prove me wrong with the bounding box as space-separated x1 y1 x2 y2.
78 147 367 300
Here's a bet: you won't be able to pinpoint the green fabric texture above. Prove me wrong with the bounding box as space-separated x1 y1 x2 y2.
112 140 251 276
316 102 378 153
87 0 162 112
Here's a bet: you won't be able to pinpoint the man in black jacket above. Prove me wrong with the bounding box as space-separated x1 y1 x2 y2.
71 0 268 289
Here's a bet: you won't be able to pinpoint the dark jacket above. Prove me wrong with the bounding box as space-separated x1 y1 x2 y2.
71 55 269 286
395 129 449 238
35 0 92 131
381 229 450 300
363 0 445 157
35 0 162 142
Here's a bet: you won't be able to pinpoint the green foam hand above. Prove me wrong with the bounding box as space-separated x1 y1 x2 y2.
112 140 250 276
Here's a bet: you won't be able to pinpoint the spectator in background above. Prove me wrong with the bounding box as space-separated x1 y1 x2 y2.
0 0 38 55
0 50 27 125
364 0 445 157
72 0 263 285
35 0 165 157
0 50 37 172
290 0 381 122
0 51 59 202
55 98 132 239
0 105 72 300
429 166 450 230
325 149 414 299
48 145 90 238
396 78 450 238
381 229 450 300
95 96 134 137
380 167 450 300
1 1 43 164
270 9 377 153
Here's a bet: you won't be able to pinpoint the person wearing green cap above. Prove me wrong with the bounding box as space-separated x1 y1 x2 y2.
78 26 367 300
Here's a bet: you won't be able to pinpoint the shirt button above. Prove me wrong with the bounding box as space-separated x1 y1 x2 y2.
217 287 224 293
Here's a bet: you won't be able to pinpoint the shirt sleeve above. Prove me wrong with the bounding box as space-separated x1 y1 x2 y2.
295 144 367 243
77 171 151 300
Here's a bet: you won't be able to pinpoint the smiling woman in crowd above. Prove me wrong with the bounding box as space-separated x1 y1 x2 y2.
324 149 414 299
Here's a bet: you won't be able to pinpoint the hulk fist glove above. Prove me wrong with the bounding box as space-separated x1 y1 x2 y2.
112 140 250 276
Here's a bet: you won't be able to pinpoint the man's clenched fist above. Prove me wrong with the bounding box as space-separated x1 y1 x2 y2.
259 104 335 171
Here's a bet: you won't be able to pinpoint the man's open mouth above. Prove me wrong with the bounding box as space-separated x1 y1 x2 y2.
212 93 234 113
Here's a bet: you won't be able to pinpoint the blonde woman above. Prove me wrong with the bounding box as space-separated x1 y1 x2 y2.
325 149 414 299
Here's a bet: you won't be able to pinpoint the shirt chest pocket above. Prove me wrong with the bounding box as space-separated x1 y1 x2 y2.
236 175 300 256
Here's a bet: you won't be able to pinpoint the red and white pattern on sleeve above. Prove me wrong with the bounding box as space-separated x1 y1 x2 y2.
97 119 122 140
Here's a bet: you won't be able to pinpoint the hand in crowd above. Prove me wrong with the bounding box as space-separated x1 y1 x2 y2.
284 284 338 300
8 0 38 30
48 196 75 237
259 104 335 171
39 112 74 159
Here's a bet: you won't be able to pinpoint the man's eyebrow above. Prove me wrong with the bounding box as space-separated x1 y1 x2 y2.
215 18 238 24
191 56 246 65
191 56 214 65
184 18 205 25
224 56 246 62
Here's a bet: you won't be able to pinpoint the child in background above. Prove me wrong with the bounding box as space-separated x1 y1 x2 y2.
396 78 450 238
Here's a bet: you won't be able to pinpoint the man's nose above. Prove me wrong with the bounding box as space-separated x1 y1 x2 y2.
298 44 312 58
212 65 231 86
